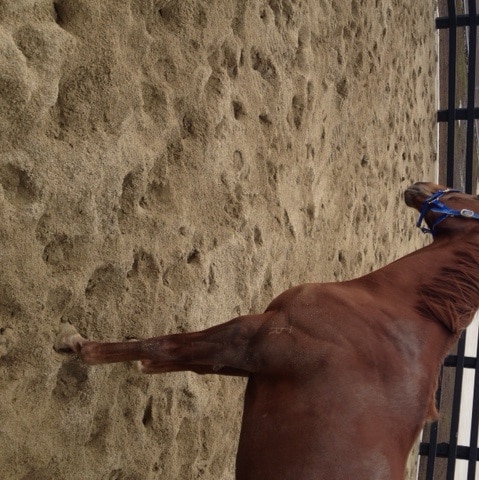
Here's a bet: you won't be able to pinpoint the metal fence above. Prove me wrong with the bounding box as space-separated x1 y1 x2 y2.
417 1 479 479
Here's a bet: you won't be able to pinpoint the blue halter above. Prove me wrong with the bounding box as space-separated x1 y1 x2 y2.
417 188 479 235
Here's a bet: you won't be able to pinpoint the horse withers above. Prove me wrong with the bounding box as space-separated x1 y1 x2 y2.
56 182 479 480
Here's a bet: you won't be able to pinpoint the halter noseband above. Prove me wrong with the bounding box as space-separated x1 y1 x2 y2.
417 188 479 235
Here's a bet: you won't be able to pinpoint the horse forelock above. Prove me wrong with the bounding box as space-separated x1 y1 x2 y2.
417 243 479 333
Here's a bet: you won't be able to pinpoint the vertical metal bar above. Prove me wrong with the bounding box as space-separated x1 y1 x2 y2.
467 325 479 480
446 331 467 479
465 0 477 194
465 3 479 475
447 0 457 188
425 366 445 479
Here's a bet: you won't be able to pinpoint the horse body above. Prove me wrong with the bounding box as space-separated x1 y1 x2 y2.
56 183 479 479
236 277 447 480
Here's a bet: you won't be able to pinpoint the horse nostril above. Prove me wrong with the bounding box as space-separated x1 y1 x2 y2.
404 191 414 206
405 187 423 207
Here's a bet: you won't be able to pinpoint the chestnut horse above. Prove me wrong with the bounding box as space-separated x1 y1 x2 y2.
56 182 479 480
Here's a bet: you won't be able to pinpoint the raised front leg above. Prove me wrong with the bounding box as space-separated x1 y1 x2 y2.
55 313 274 376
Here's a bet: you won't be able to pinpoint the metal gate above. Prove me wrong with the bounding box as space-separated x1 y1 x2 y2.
417 1 479 479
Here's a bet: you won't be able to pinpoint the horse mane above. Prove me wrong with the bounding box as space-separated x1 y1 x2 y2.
416 243 479 420
417 243 479 334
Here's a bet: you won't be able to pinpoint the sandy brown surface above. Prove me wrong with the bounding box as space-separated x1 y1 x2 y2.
0 1 437 479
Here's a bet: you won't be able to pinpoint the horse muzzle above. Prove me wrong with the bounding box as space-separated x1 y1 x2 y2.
405 182 443 209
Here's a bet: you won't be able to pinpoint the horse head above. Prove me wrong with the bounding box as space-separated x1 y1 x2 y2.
405 182 479 237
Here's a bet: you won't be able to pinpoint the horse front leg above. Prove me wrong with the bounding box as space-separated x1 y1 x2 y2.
55 314 269 376
55 323 149 365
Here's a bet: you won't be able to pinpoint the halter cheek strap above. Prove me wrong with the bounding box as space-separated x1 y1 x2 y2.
417 189 479 235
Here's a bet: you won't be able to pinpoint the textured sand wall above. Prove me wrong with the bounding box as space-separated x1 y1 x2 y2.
0 1 436 479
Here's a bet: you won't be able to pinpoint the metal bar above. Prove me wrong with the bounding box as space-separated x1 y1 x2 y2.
438 107 479 121
420 442 479 460
437 14 479 28
444 354 477 368
446 331 467 479
462 5 479 417
446 0 457 188
422 365 445 479
465 0 477 194
467 321 479 479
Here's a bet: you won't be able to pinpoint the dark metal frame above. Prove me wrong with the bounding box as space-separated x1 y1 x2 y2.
436 0 478 190
417 1 479 479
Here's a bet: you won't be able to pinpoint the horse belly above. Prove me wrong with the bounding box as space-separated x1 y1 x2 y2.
236 376 410 480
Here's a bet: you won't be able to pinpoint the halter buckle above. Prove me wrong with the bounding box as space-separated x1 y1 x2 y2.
460 209 474 218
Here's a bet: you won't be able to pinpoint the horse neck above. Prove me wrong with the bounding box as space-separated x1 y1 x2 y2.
362 232 479 335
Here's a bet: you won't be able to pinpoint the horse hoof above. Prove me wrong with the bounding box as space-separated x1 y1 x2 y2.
54 323 81 353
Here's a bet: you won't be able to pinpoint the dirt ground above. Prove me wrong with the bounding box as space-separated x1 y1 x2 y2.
0 1 437 479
